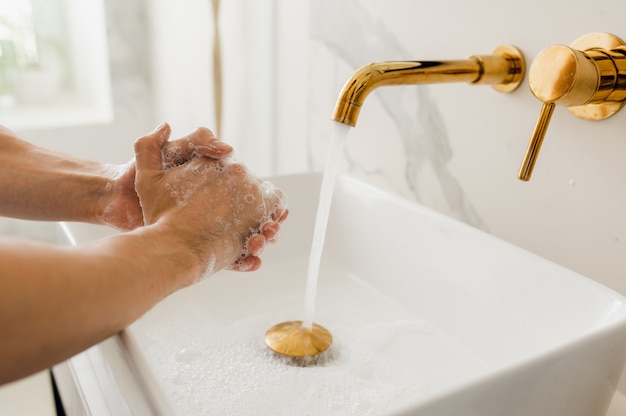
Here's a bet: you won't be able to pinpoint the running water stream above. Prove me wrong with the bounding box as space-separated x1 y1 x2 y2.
119 119 490 414
302 121 351 328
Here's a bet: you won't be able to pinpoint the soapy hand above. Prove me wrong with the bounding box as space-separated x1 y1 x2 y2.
133 123 288 278
98 126 235 231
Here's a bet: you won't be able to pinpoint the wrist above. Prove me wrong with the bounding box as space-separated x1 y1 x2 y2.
153 217 241 283
127 223 213 289
93 163 143 231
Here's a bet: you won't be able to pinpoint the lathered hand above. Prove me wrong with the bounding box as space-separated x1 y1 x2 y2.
134 123 288 280
99 125 234 231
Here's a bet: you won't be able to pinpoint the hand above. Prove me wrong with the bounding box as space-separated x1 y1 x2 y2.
228 201 289 272
98 124 234 231
133 123 288 279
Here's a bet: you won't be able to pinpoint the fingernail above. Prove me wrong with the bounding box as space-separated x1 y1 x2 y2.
152 122 166 133
209 141 233 154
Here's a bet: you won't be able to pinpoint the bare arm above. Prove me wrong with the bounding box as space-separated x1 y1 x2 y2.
0 123 287 384
0 226 200 384
0 124 233 230
0 125 119 224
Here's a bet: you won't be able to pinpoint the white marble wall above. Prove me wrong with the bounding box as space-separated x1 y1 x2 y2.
273 0 626 296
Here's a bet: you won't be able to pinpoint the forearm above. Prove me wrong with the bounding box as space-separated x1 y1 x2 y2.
0 226 203 384
0 126 113 222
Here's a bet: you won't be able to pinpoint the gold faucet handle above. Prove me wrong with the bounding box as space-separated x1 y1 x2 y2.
517 44 589 181
518 102 556 181
528 45 600 106
518 32 626 181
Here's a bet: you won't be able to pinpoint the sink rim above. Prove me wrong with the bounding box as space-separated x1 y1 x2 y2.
58 171 626 416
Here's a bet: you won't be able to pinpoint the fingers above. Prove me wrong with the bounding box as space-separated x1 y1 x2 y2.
134 123 172 176
228 256 262 272
228 190 289 270
228 214 287 271
188 127 233 158
261 221 280 243
273 208 289 224
245 233 265 257
228 234 264 273
162 127 233 169
202 140 233 159
136 124 288 276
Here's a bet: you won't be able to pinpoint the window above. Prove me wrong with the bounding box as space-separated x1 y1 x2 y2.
0 0 112 130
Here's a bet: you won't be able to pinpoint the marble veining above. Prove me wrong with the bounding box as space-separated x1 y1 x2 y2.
309 0 486 229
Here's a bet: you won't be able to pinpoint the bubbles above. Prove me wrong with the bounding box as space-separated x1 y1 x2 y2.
199 254 217 281
191 163 210 177
206 159 226 174
162 145 184 169
261 180 288 206
146 316 428 416
163 177 195 208
243 194 255 204
231 259 254 272
158 151 288 271
175 347 200 363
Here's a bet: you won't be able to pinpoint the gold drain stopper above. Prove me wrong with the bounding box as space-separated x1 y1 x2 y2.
265 321 332 357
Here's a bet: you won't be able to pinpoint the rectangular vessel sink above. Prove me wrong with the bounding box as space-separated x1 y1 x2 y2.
61 172 626 415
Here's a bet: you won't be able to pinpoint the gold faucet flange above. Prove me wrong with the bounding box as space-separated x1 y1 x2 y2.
567 32 626 120
490 45 526 94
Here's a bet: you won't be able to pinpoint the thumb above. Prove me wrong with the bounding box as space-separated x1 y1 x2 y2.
134 123 171 176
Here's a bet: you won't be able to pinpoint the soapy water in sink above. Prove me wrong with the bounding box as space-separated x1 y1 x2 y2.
156 319 426 414
147 318 431 414
139 267 489 415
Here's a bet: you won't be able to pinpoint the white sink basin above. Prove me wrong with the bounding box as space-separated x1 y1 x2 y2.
61 172 626 415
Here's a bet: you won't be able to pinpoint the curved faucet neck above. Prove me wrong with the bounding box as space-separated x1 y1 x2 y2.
332 46 525 127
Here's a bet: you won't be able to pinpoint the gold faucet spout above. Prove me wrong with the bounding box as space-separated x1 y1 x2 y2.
332 45 525 127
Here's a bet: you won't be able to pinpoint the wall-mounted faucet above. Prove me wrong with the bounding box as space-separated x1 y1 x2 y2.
331 45 525 127
518 32 626 181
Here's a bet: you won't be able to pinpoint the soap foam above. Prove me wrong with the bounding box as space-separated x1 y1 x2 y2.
145 316 428 415
160 156 287 275
198 254 217 281
163 158 285 225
